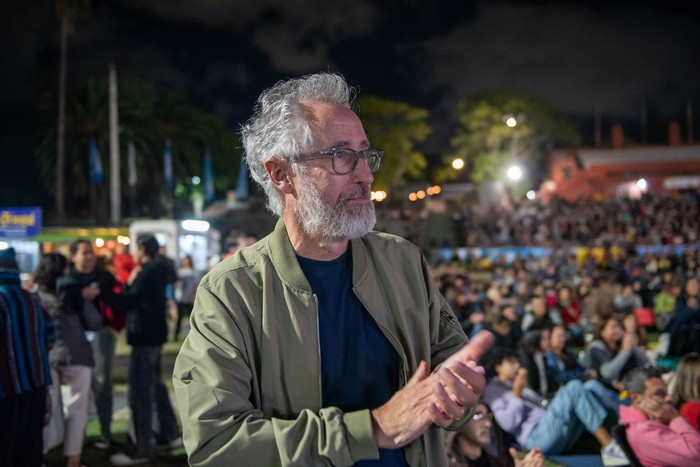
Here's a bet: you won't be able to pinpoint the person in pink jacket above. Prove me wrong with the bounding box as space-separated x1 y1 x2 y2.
619 367 700 467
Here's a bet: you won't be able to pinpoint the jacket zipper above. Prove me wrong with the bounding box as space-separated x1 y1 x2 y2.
312 293 323 406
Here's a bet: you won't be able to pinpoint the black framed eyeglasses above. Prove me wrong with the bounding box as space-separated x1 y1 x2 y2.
296 147 383 175
472 412 493 422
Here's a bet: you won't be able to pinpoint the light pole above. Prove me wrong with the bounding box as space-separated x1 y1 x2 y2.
506 164 523 207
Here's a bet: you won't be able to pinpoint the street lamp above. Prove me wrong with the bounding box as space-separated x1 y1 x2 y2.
506 165 522 181
452 158 465 170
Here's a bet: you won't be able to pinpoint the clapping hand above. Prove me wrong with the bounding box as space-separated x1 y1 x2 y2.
429 330 494 427
370 330 494 448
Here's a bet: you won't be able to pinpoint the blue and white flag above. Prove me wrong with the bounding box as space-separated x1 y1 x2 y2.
89 136 104 183
236 156 249 200
164 138 173 190
203 149 214 203
127 141 137 187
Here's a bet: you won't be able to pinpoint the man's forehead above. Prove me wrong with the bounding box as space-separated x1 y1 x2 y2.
644 377 667 393
304 101 367 145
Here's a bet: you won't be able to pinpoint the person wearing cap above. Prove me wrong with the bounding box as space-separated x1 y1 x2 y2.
0 247 55 466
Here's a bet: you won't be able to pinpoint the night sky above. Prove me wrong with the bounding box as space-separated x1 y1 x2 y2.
2 0 700 205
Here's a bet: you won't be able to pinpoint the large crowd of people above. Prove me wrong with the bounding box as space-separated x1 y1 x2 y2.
1 190 699 465
429 194 700 465
1 189 699 466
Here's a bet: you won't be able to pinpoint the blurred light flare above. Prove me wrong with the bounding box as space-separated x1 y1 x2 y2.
507 165 522 181
181 219 210 232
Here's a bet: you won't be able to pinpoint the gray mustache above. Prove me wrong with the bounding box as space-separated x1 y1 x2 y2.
339 185 371 202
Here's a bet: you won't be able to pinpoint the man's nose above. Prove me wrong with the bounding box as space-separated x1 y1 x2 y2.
353 157 374 184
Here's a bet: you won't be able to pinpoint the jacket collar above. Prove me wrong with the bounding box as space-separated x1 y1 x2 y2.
267 219 370 294
619 404 649 424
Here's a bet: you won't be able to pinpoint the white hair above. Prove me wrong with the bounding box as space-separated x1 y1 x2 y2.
240 72 355 216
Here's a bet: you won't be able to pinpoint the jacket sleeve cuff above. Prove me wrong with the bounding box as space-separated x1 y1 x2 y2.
344 409 379 462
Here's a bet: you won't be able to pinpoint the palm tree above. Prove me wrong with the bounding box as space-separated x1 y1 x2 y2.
51 0 91 222
36 77 241 222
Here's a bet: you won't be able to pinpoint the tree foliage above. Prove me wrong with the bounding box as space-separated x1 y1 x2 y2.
447 90 580 185
355 96 431 198
35 77 241 221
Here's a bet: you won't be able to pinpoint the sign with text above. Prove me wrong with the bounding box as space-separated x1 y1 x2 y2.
0 207 42 237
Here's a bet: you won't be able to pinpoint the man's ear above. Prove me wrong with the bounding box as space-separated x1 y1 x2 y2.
264 158 294 194
629 391 641 406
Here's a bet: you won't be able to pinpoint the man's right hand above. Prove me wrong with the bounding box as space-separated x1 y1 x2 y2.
370 360 435 449
639 397 679 424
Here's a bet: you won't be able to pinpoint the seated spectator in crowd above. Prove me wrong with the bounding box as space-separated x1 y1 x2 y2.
585 315 649 391
667 277 700 356
546 323 587 388
619 367 700 466
512 281 531 319
672 353 700 431
445 401 544 467
613 281 643 315
521 295 561 333
447 283 483 337
653 282 676 331
483 348 628 466
554 284 583 346
488 305 521 346
518 328 555 400
547 323 621 427
584 274 617 330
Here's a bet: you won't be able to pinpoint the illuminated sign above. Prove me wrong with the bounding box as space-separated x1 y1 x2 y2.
0 207 42 237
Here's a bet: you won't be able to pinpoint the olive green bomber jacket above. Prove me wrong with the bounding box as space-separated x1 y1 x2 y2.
173 220 469 466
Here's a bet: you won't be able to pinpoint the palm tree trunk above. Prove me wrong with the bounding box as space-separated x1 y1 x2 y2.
56 13 68 222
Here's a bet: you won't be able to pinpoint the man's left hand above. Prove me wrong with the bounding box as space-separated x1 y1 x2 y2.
429 330 494 427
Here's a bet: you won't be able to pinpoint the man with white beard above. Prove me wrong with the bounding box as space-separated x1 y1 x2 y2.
173 72 494 467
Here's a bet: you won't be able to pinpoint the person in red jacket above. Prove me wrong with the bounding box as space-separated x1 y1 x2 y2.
619 367 700 466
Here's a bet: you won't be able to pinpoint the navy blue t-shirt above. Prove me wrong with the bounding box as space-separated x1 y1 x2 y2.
297 249 407 466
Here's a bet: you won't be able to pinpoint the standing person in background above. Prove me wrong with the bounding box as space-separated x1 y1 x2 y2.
173 72 494 466
110 235 181 466
66 239 124 450
0 247 55 467
672 353 700 430
223 231 258 260
113 244 136 285
173 255 199 341
36 252 102 467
